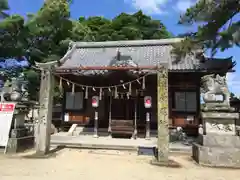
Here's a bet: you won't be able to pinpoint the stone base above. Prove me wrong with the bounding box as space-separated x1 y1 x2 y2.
198 134 240 148
192 143 240 168
6 136 34 154
201 112 239 135
150 159 181 168
11 128 27 138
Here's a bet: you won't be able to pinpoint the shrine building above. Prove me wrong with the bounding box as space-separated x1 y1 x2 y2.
53 38 234 138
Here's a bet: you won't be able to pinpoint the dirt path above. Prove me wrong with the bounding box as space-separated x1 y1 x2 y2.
0 149 238 180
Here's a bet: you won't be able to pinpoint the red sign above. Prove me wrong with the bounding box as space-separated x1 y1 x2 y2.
0 103 15 112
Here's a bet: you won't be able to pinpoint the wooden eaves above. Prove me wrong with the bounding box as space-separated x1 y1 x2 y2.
54 65 163 72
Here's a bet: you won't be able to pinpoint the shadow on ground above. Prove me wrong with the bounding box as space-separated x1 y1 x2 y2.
19 146 66 159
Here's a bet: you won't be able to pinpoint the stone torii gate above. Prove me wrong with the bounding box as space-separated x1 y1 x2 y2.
35 49 170 166
34 45 76 155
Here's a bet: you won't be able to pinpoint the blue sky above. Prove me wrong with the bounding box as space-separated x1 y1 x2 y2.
7 0 240 95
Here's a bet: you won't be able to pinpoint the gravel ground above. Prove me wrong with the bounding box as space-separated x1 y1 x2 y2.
0 148 238 180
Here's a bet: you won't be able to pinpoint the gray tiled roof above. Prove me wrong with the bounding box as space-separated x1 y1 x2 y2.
58 39 201 75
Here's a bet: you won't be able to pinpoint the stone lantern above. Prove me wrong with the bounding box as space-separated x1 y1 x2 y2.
0 75 33 153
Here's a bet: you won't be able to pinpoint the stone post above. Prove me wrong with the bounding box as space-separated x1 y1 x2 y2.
35 68 54 155
93 110 98 138
151 66 179 167
156 67 169 162
145 112 150 140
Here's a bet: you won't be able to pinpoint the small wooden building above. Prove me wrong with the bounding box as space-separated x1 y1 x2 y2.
54 39 234 137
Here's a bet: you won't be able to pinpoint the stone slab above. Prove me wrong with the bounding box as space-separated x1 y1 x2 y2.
198 134 240 148
202 106 235 112
51 135 192 153
201 112 239 119
192 143 240 168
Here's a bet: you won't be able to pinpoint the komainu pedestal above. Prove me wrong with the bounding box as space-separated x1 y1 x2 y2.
192 112 240 168
193 74 240 168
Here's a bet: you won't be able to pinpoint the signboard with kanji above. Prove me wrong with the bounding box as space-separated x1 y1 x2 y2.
0 102 16 147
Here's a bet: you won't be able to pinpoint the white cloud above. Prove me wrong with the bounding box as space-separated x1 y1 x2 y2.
124 0 168 14
175 0 195 12
226 72 240 96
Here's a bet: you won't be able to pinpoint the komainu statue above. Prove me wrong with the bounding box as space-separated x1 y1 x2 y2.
201 74 231 110
0 76 29 102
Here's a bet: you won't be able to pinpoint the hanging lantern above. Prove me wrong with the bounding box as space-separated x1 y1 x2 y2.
144 96 152 108
92 96 99 108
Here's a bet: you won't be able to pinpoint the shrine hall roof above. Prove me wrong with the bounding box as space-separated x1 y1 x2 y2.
56 38 234 75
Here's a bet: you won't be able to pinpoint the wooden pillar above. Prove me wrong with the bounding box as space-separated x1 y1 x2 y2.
151 66 170 165
132 98 138 139
35 68 54 155
108 94 112 137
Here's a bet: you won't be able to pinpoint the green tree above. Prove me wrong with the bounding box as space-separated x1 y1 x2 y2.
173 0 240 57
26 0 72 63
77 11 172 41
70 19 95 41
0 0 9 19
0 0 73 100
111 11 172 40
0 15 27 58
24 0 73 100
0 14 39 100
0 5 172 101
